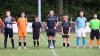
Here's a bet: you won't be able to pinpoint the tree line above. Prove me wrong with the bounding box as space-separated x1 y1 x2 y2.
0 0 100 21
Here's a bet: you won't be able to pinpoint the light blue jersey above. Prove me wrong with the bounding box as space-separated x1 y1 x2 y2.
76 17 87 29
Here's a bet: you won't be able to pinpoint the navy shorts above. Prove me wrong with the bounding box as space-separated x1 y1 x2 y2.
62 30 69 38
47 29 56 36
4 28 13 38
33 32 40 40
90 29 100 40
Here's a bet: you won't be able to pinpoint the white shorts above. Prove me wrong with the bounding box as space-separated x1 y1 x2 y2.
77 28 86 37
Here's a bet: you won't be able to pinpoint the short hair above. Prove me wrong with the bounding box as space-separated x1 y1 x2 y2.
34 15 38 18
63 15 69 18
93 13 97 15
21 12 25 14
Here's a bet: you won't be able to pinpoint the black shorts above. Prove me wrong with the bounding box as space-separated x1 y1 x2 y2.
90 29 100 40
33 32 40 40
4 28 13 38
62 31 69 38
47 29 56 36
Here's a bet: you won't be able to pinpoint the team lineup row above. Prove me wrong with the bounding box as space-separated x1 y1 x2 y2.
0 10 100 49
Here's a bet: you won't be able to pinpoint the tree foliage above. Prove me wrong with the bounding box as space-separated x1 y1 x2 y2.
0 0 100 21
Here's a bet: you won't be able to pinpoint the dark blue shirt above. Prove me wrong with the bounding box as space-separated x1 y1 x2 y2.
32 22 41 32
62 21 70 31
45 16 58 29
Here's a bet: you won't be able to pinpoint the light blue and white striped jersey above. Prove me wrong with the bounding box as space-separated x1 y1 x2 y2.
76 17 87 29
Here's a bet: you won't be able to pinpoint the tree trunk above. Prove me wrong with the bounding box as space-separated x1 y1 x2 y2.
58 0 63 21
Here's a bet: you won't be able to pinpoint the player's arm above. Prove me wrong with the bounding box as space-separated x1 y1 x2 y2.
26 18 28 26
61 22 64 35
44 19 48 29
11 17 16 24
61 26 64 35
54 16 58 29
40 23 42 32
85 18 88 27
68 23 71 35
17 18 19 26
32 23 34 32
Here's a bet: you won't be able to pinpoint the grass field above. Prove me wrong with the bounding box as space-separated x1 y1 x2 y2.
0 33 100 56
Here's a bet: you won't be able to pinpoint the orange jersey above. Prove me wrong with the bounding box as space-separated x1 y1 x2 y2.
17 17 28 37
17 17 28 30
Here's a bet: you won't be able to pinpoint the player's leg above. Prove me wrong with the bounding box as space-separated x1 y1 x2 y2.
36 32 40 48
23 36 27 49
18 37 22 49
18 31 23 49
76 28 81 48
62 35 65 47
47 29 52 48
82 28 87 48
4 28 8 48
9 28 14 48
23 31 27 49
67 35 70 48
52 29 56 48
33 32 36 47
48 36 52 48
95 30 100 48
52 37 56 48
62 37 66 48
89 30 95 48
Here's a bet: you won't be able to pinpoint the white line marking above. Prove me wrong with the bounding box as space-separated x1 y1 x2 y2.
41 34 58 56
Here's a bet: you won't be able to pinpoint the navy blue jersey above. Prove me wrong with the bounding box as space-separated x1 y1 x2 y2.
62 21 70 31
32 22 41 32
45 16 58 29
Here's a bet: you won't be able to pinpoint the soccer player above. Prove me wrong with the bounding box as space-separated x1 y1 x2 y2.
61 15 71 48
32 16 41 48
44 10 58 49
4 11 16 49
76 11 87 48
89 14 100 48
17 12 28 49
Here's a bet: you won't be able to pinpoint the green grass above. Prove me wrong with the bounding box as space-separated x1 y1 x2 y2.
0 33 100 56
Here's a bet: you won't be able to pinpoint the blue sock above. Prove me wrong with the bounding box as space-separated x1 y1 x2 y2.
76 37 80 46
82 37 86 46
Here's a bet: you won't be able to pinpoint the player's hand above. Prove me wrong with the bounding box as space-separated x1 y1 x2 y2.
54 27 56 29
62 33 64 35
68 33 70 35
46 27 48 29
40 30 42 33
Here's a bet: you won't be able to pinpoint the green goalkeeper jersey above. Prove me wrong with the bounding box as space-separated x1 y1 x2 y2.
89 19 100 30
